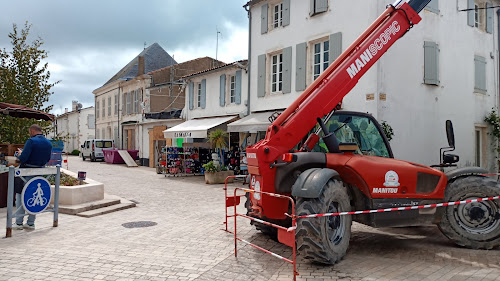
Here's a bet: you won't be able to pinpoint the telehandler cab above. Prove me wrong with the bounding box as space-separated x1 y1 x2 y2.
244 0 500 264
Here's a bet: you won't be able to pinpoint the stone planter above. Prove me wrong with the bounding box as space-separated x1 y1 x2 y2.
50 168 104 205
204 170 235 184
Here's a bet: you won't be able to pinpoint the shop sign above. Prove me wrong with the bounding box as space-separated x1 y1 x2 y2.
174 132 192 138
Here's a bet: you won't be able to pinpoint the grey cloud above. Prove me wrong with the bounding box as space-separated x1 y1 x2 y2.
0 0 249 115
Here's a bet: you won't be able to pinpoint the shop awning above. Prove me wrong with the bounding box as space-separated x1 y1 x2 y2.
0 102 54 121
227 111 281 133
163 116 237 139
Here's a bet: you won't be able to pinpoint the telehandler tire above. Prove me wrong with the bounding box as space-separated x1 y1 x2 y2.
295 178 351 264
438 176 500 250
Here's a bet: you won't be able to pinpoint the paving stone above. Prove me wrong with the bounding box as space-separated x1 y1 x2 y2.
1 156 499 280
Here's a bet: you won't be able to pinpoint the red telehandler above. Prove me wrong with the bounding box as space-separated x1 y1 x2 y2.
245 0 500 264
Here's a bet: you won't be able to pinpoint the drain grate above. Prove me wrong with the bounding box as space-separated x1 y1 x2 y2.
122 221 157 228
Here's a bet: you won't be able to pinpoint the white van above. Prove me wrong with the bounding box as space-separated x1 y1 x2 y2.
81 139 114 162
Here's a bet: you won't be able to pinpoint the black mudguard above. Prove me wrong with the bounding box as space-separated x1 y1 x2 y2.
275 152 326 193
291 168 339 198
445 166 488 182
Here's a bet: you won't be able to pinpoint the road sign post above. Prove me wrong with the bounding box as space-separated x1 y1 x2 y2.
5 166 60 238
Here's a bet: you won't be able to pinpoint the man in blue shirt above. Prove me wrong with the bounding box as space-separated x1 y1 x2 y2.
13 124 52 230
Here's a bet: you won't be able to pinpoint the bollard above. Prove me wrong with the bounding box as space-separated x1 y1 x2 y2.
5 166 14 237
53 165 60 227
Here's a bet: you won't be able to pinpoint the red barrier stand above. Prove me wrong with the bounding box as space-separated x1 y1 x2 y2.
223 176 298 280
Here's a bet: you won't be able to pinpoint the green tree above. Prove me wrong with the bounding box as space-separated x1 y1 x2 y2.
0 22 58 144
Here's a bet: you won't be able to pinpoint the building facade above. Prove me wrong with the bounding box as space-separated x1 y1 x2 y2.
244 0 499 171
93 43 177 164
52 101 95 153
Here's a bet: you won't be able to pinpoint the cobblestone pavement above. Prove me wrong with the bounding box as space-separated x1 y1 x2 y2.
1 156 499 281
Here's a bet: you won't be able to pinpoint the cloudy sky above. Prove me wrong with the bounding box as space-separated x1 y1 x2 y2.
0 0 249 115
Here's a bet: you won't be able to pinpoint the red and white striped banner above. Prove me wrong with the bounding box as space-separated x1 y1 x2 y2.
296 196 500 219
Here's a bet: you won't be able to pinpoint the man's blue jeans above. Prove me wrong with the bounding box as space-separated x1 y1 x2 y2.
15 174 36 226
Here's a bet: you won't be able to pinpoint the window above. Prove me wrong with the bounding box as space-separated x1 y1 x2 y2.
114 94 118 115
271 53 283 93
273 2 283 28
474 55 486 93
101 128 105 139
229 75 236 104
197 83 202 108
108 97 111 116
96 101 100 119
102 98 105 118
126 92 131 115
310 0 328 16
96 141 113 148
475 126 487 167
313 40 330 81
306 111 391 158
88 115 95 129
96 129 99 139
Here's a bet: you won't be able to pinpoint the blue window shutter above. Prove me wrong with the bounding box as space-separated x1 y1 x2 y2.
235 70 242 104
201 79 206 109
282 0 290 27
282 46 292 94
486 2 493 34
424 41 439 85
258 54 266 97
474 55 487 93
189 82 194 110
425 0 439 14
296 42 307 91
261 4 268 34
220 74 226 106
329 32 342 65
467 0 474 27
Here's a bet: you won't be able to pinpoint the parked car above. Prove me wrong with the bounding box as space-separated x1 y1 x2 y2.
81 139 114 162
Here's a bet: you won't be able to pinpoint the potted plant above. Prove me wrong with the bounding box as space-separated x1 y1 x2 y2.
208 129 228 167
202 160 234 184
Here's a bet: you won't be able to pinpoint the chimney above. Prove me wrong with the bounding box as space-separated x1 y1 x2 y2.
72 100 78 111
65 108 68 113
138 56 145 76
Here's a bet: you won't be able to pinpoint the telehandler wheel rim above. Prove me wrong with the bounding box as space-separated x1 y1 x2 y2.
327 201 345 245
454 196 500 235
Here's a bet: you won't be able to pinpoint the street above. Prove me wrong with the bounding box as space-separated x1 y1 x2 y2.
1 156 499 281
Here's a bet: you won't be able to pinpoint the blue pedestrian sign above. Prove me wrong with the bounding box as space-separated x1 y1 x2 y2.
21 177 51 215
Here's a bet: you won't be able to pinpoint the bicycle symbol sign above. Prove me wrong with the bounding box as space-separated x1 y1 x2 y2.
21 177 51 215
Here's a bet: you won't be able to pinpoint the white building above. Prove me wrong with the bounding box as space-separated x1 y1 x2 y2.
164 61 249 147
92 43 177 165
243 0 499 171
52 101 95 153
